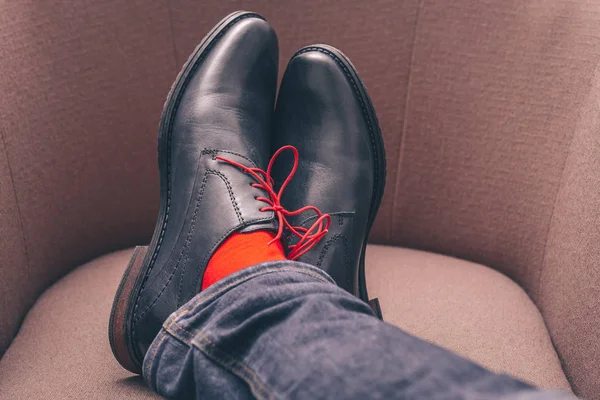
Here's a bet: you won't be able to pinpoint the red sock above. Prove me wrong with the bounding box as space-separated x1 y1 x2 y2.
201 231 286 290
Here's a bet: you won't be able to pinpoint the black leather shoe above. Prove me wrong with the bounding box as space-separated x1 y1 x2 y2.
272 45 387 313
109 11 279 374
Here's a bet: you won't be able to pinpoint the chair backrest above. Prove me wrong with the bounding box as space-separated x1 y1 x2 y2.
1 1 599 397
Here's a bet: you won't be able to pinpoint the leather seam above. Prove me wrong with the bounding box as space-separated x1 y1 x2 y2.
296 211 354 230
133 170 210 324
316 234 348 268
285 212 354 246
202 148 259 169
315 234 351 289
207 169 244 225
135 164 265 319
175 169 245 307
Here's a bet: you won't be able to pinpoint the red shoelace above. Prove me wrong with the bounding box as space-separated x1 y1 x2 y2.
216 145 330 260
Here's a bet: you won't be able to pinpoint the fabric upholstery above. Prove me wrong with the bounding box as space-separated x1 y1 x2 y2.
387 0 600 297
0 0 173 354
365 245 570 391
379 3 600 396
0 138 29 353
0 249 160 399
365 2 600 395
540 63 600 397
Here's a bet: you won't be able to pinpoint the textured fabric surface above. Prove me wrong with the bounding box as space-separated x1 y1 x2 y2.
389 0 600 299
0 0 174 354
0 249 161 399
377 4 600 395
540 63 600 398
365 245 571 391
0 137 29 354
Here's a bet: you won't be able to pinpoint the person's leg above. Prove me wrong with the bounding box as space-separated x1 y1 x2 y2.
144 261 575 400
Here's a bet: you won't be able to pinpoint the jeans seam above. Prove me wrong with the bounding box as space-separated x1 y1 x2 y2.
195 333 274 400
165 320 276 400
145 307 190 378
181 266 333 315
144 328 169 383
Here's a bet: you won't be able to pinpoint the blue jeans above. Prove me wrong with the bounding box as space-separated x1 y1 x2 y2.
143 261 575 400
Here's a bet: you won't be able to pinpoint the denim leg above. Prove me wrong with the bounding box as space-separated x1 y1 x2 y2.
143 261 576 400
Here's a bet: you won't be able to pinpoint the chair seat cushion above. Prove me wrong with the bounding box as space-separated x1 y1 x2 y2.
0 249 160 399
0 246 570 397
365 245 571 390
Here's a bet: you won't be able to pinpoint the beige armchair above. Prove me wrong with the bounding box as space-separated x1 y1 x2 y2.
0 1 598 398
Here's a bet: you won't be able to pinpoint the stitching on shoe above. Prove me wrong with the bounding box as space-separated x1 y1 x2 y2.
136 166 254 320
316 234 348 268
132 12 260 327
201 148 259 168
133 171 211 324
316 234 351 289
295 211 354 230
206 169 244 225
177 169 244 307
175 170 249 307
285 212 354 248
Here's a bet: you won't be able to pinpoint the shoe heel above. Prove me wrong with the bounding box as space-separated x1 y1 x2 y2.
369 298 383 320
109 246 149 374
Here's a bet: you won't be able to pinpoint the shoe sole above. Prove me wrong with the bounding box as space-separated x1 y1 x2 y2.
292 45 387 318
108 10 265 374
